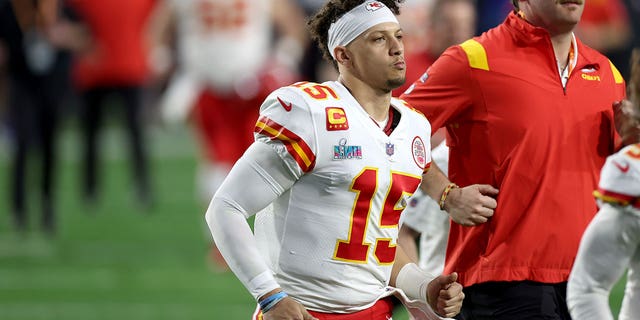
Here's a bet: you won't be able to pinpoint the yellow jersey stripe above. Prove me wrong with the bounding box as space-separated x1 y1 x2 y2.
609 60 624 84
460 39 490 71
255 121 313 168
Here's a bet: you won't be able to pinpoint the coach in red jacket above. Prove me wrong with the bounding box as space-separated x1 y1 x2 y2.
401 1 626 319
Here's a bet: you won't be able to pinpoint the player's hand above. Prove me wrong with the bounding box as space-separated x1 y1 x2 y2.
263 297 318 320
613 100 640 146
445 184 499 226
426 272 464 318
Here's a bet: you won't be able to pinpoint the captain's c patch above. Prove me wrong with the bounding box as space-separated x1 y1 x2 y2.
326 107 349 131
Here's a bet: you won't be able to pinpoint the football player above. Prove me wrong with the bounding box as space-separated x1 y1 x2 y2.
150 0 307 201
204 1 497 319
567 49 640 320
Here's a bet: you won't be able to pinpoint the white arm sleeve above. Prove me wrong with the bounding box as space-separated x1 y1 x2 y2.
205 142 297 300
620 247 640 320
567 204 640 320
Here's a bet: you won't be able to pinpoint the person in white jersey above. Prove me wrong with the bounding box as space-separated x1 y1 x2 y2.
205 0 499 319
150 0 307 201
567 50 640 320
148 0 307 271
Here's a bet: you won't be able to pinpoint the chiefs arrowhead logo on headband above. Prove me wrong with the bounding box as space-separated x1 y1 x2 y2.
366 1 385 11
327 1 399 59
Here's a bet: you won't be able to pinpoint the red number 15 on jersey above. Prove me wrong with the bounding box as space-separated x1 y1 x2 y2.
333 168 421 265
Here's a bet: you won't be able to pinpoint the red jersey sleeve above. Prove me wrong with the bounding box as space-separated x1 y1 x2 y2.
400 45 474 133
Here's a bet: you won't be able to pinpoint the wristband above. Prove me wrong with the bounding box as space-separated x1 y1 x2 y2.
439 183 459 211
259 291 288 313
395 263 435 302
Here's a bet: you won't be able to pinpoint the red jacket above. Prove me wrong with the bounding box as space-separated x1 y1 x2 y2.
401 12 626 286
68 0 155 89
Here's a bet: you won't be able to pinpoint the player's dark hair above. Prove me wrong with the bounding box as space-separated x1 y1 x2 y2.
512 0 519 10
307 0 404 70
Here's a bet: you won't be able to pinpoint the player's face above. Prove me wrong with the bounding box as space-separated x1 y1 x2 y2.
347 22 406 92
522 0 584 35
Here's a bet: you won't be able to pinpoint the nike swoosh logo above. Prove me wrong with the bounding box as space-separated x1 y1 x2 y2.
277 97 292 112
612 160 630 173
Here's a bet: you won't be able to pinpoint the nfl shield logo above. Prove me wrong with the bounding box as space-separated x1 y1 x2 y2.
385 143 395 156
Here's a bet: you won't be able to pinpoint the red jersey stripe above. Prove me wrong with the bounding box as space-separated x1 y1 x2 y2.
255 116 316 172
423 162 432 174
593 188 637 207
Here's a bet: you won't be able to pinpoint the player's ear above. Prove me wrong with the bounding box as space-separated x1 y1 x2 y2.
334 46 351 66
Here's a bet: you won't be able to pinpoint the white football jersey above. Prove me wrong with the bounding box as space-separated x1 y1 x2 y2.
568 143 640 320
595 143 640 320
252 81 432 313
594 143 640 206
171 0 271 92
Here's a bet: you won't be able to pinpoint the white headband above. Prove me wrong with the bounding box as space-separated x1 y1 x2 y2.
327 1 399 59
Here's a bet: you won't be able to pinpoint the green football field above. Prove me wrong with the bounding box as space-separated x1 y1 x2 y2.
0 121 626 319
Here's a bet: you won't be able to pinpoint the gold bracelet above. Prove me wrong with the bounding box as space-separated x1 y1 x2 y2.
439 183 459 211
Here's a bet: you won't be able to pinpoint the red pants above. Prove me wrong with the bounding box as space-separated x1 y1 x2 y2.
191 65 298 166
252 297 394 320
192 89 260 165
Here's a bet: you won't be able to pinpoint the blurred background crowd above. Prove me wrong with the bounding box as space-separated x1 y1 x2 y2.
0 0 640 319
2 0 637 235
0 0 640 233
